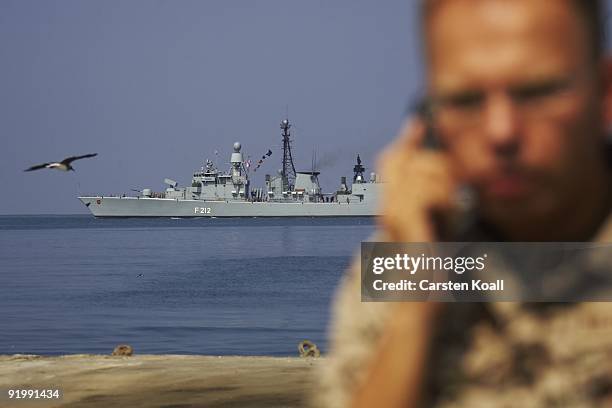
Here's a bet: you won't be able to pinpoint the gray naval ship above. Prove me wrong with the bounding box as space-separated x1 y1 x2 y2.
79 119 381 217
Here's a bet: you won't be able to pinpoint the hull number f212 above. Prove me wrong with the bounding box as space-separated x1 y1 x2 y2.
194 207 212 214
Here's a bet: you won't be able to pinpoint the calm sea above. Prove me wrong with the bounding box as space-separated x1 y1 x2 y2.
0 216 375 356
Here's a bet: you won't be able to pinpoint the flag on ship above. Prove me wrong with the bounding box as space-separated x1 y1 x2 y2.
253 149 273 172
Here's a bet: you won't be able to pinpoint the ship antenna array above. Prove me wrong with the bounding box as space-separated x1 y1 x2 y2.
353 154 365 182
280 118 297 191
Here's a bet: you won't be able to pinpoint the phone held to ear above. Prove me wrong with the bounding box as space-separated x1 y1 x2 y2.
414 99 478 240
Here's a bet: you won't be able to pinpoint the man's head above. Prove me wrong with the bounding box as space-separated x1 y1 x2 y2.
423 0 612 237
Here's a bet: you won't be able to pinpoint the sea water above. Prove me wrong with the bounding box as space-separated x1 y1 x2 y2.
0 216 375 356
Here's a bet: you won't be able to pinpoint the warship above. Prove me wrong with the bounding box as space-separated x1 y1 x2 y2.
79 119 382 217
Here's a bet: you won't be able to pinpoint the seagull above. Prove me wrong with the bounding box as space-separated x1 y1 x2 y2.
24 153 98 172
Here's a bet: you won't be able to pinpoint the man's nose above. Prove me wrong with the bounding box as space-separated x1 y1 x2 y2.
482 93 521 155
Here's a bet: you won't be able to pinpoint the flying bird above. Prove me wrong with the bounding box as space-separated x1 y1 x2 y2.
25 153 98 172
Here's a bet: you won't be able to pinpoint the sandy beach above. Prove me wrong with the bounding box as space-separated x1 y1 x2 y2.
0 354 322 408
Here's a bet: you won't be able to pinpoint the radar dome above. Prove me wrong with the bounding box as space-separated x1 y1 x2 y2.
233 142 241 152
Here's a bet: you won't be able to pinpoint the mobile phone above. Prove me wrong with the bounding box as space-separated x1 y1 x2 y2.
412 99 478 240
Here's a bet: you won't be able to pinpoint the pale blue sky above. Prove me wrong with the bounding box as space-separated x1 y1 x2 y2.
1 0 610 214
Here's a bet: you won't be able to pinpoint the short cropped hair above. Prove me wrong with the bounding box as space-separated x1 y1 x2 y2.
421 0 605 60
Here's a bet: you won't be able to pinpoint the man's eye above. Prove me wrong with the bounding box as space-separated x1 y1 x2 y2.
440 92 484 110
510 80 570 103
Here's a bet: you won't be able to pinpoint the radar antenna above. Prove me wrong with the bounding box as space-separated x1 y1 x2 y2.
280 118 297 191
353 154 365 182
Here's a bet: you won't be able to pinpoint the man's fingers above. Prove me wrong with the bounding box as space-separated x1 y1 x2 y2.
377 119 425 164
376 116 458 242
377 118 429 179
396 118 427 150
381 150 452 186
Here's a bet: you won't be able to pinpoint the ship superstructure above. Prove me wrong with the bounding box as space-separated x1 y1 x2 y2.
79 118 381 217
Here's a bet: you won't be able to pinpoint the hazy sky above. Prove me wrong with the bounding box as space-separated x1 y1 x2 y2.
1 1 610 214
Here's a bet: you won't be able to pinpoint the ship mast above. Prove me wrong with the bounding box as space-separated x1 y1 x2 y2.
353 154 366 182
280 118 297 191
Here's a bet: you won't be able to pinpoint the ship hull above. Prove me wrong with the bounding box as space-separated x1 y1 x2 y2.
78 196 379 217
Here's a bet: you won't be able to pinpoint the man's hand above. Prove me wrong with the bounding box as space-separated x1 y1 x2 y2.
377 119 458 242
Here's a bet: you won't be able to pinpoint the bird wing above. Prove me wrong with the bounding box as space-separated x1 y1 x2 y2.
62 153 98 164
24 163 51 172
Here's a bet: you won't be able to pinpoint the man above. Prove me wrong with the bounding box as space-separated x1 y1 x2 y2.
316 1 612 407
